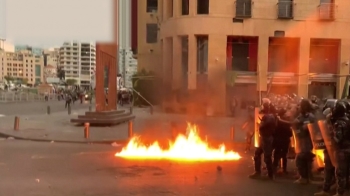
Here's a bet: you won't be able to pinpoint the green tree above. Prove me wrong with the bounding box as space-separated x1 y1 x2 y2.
4 75 14 83
132 69 161 106
22 78 29 85
66 79 77 86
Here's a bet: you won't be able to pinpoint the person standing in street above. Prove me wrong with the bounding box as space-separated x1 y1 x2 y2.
249 99 277 180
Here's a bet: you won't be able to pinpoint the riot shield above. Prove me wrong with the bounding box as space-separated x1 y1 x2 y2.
307 123 326 150
318 120 337 167
291 128 301 154
254 107 261 148
307 123 325 168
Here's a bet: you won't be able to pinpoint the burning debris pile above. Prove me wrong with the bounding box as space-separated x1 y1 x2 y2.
115 123 241 161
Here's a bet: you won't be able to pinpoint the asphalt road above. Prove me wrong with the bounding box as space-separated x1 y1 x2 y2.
0 140 322 196
0 100 91 116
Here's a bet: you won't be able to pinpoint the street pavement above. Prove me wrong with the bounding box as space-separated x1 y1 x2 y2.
0 140 321 196
0 99 91 116
0 105 250 146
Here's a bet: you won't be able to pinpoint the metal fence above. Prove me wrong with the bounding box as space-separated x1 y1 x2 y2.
0 92 47 102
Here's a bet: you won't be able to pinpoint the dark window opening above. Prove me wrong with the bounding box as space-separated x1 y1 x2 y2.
227 36 258 72
196 35 208 74
182 0 189 15
235 0 252 18
197 0 209 14
147 0 158 12
146 24 158 43
277 0 293 19
181 36 188 89
268 37 299 73
309 39 339 74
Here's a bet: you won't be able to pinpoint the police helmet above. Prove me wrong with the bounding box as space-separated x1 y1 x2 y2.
332 101 347 118
300 99 312 113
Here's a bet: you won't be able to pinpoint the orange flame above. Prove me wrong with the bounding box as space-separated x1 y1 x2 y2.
115 123 241 161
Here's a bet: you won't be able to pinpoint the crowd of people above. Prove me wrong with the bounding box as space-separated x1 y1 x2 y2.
249 94 350 196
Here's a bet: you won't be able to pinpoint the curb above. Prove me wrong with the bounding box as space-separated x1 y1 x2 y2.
0 132 129 145
0 130 247 149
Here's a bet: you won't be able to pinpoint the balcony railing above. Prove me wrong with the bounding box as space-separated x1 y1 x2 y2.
235 0 252 18
277 1 293 19
318 3 335 20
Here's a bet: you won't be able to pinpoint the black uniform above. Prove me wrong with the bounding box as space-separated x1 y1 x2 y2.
331 102 350 195
293 99 315 182
249 102 276 180
273 109 293 173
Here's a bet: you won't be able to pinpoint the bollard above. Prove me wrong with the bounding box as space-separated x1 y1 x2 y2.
150 106 153 115
89 105 92 112
230 126 235 141
84 123 90 139
128 120 133 138
68 105 71 115
129 107 133 114
47 105 51 115
14 116 19 131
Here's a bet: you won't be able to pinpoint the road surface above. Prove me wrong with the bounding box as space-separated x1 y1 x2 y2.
0 140 321 196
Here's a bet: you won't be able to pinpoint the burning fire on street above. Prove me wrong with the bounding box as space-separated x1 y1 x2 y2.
115 123 241 161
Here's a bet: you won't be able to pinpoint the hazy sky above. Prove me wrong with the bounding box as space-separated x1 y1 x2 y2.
0 0 113 48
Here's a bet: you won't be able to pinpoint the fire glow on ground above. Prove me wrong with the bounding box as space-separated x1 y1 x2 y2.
115 123 241 161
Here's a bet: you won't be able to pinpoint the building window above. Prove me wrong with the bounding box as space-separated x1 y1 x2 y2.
268 37 299 72
277 0 293 19
146 0 158 12
319 0 335 20
235 0 252 18
227 37 258 71
181 36 189 89
196 35 208 74
182 0 189 15
35 65 41 77
146 24 158 43
197 0 209 14
309 39 339 74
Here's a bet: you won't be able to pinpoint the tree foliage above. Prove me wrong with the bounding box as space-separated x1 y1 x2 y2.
66 79 77 86
4 75 14 83
132 69 161 106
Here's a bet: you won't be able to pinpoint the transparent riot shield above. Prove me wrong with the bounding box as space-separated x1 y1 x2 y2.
307 123 325 168
318 120 338 167
254 107 261 148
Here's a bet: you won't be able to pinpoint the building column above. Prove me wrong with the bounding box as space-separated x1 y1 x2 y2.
172 36 181 90
174 0 180 17
188 35 197 89
189 0 196 16
337 39 350 98
162 0 169 20
298 37 310 97
257 36 268 94
208 34 227 115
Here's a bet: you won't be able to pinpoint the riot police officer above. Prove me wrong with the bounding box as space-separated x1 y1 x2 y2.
314 110 335 196
292 99 316 184
273 108 293 174
328 101 350 196
249 100 277 180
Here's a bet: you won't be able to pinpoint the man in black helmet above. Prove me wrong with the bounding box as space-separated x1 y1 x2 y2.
249 99 277 180
273 108 293 174
324 101 350 196
292 99 316 184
